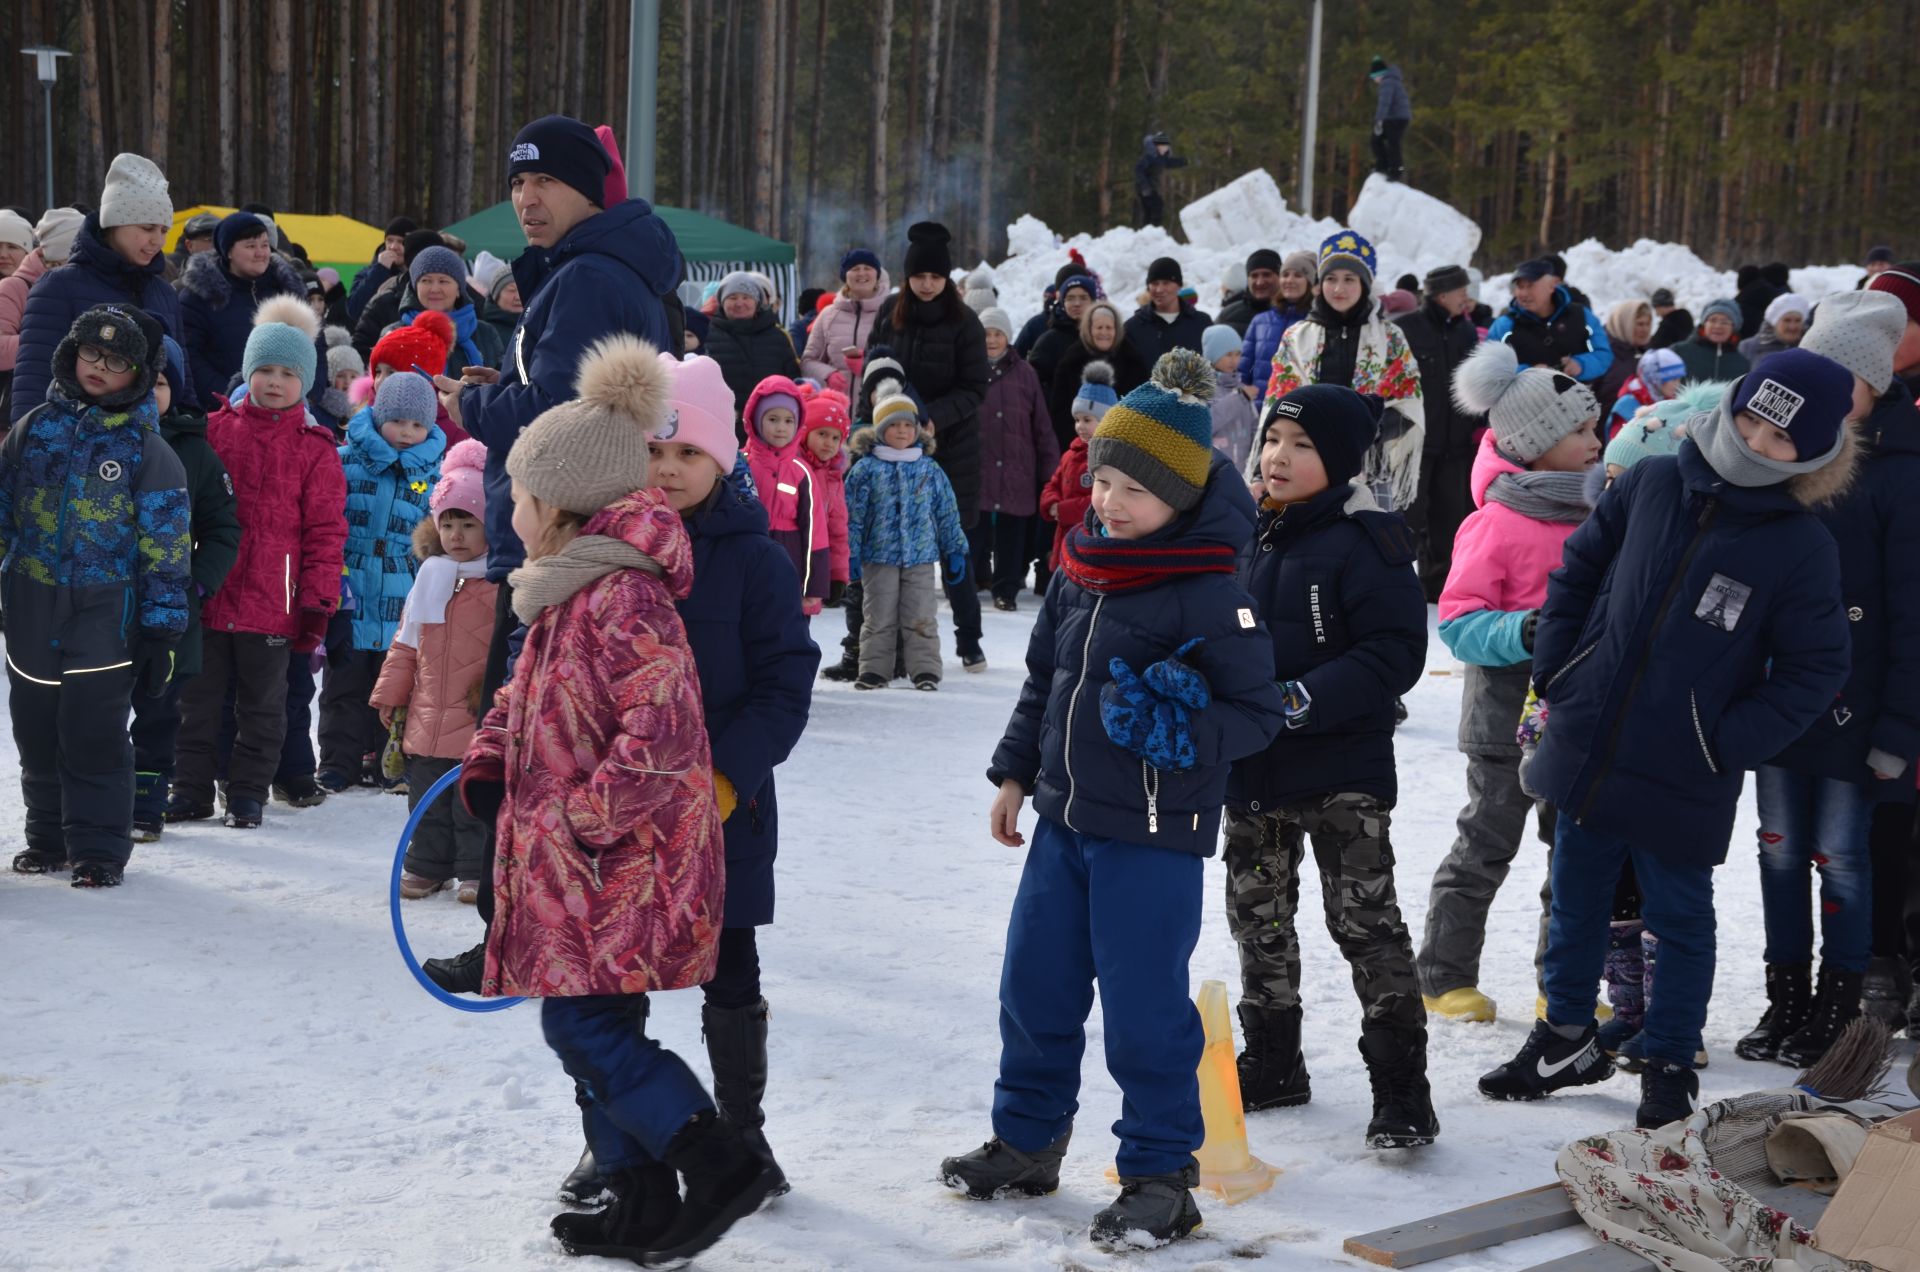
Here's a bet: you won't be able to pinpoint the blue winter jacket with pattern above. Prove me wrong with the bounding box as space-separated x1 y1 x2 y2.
0 385 190 679
989 454 1288 857
842 423 967 573
339 407 447 651
1528 426 1852 863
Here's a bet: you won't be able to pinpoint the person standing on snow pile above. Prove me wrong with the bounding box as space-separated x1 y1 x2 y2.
1368 57 1412 182
843 391 968 691
128 337 242 846
1415 342 1605 1027
457 334 780 1265
1478 348 1857 1130
944 347 1285 1251
1253 229 1425 514
865 220 991 672
1394 263 1482 600
1486 257 1613 386
1735 291 1920 1069
169 297 347 832
1 304 189 888
1124 256 1212 372
1225 384 1435 1149
1134 132 1187 229
974 307 1060 612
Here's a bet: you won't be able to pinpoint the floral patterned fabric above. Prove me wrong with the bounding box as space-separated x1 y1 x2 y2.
465 488 725 999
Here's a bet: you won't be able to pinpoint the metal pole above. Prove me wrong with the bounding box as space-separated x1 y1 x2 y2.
1298 0 1322 216
626 0 660 202
42 80 55 210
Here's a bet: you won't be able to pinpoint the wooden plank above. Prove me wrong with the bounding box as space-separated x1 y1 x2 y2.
1342 1183 1581 1268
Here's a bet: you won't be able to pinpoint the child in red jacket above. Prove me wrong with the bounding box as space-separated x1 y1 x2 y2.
171 297 347 830
1039 359 1117 576
799 387 851 610
742 374 829 612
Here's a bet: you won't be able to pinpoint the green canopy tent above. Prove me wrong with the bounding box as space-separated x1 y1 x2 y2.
442 202 800 323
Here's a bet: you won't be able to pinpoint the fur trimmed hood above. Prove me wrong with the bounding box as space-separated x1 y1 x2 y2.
1786 420 1861 511
178 247 307 309
848 420 937 458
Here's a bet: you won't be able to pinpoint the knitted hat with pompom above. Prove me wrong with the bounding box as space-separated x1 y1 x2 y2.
431 438 489 522
241 295 322 396
507 334 669 515
1088 348 1218 511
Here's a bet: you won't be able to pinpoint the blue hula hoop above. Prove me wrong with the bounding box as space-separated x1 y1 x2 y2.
389 760 525 1012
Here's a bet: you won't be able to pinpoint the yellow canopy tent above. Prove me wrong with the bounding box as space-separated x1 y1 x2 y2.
165 206 385 281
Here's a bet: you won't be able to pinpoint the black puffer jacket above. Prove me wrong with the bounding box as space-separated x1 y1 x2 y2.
1394 300 1480 458
868 291 990 524
705 306 800 427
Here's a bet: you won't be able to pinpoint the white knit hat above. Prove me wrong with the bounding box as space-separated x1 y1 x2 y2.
33 208 84 263
1802 290 1908 396
98 153 173 229
0 211 32 249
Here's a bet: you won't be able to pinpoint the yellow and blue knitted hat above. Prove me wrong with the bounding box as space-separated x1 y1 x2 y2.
1318 228 1377 285
1087 348 1217 511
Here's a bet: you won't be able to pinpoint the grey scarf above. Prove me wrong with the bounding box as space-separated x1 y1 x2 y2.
508 533 661 625
1485 469 1593 524
1689 385 1842 489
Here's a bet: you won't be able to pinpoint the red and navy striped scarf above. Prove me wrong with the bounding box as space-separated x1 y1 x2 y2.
1058 513 1237 595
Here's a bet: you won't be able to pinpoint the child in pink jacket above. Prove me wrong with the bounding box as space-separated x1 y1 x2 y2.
457 335 778 1264
1416 342 1606 1025
742 374 829 612
371 439 499 902
799 387 851 610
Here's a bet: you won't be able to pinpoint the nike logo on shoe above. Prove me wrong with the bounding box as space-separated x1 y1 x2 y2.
1536 1044 1595 1080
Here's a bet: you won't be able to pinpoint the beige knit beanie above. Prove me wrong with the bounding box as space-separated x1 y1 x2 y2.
507 334 670 515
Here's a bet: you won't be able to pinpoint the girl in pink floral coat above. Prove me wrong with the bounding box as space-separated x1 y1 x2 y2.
457 334 778 1265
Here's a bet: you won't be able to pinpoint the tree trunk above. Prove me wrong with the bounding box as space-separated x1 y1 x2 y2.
869 0 894 237
751 0 777 233
1094 1 1129 228
777 0 800 236
800 0 829 263
267 0 292 206
699 0 716 206
919 0 945 219
680 0 695 204
455 0 480 218
336 0 356 215
150 0 174 170
76 0 105 194
934 0 959 225
976 0 1001 256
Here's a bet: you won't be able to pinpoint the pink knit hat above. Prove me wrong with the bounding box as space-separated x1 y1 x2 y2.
431 438 488 521
659 352 739 472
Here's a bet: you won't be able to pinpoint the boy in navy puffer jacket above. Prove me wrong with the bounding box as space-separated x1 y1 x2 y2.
1225 385 1433 1148
0 304 189 886
1479 349 1857 1128
942 350 1284 1252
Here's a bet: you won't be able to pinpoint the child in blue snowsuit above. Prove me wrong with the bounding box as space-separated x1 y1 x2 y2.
1479 349 1857 1128
0 304 190 886
943 349 1285 1251
317 370 445 789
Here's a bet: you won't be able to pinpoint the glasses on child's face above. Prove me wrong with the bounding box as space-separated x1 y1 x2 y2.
77 344 133 375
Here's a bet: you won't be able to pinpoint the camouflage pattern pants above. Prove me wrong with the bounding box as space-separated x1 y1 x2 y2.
1223 794 1425 1036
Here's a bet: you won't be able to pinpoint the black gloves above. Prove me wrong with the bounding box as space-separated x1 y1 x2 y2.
1521 610 1539 653
133 640 177 698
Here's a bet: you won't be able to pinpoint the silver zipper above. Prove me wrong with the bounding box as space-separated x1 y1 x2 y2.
1690 690 1719 774
579 845 603 892
1061 595 1105 831
1141 761 1160 835
1544 640 1599 695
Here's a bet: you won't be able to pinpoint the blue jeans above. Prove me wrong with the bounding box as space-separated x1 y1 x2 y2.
992 817 1204 1178
1542 819 1716 1068
1754 767 1875 973
541 995 714 1171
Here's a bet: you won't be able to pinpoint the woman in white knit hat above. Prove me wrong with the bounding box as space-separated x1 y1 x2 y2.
0 210 84 408
0 210 32 279
9 154 180 423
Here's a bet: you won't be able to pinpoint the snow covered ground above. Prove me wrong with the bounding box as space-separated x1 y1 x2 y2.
3 605 1911 1271
970 169 1866 333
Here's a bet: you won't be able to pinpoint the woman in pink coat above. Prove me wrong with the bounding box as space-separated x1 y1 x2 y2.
456 334 778 1265
800 249 890 392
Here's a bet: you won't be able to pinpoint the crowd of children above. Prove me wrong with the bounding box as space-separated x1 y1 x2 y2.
6 142 1920 1260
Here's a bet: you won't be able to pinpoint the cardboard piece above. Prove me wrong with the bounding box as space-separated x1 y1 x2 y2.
1814 1108 1920 1270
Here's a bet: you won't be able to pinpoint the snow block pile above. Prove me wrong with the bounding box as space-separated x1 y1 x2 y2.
977 170 1866 330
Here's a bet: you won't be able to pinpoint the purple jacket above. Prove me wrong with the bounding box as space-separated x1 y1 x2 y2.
977 351 1060 518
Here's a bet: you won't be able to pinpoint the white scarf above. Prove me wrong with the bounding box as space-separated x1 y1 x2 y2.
395 555 489 648
874 443 924 462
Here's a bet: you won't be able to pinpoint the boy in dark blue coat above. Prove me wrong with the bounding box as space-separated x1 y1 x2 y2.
943 350 1285 1251
1480 349 1857 1128
1224 385 1433 1147
1738 292 1920 1066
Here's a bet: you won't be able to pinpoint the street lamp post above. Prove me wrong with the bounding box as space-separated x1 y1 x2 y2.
22 45 70 211
1298 0 1322 216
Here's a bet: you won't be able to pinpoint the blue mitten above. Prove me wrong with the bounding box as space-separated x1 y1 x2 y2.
1142 637 1210 709
944 551 968 586
1101 652 1201 771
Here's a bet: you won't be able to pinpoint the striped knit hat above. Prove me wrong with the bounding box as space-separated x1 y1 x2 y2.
1088 348 1217 511
871 391 921 436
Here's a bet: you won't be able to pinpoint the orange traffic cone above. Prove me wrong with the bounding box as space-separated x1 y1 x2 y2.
1108 978 1279 1204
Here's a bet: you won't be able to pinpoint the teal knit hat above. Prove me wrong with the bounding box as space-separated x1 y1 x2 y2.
241 295 321 396
1087 348 1218 511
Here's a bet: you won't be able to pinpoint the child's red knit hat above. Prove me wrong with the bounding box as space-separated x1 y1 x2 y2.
802 388 850 440
370 310 456 377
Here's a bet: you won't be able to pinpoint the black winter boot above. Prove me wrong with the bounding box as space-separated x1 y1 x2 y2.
637 1109 779 1267
1635 1061 1699 1129
550 1163 680 1258
1359 1029 1439 1149
1234 1002 1311 1111
940 1131 1070 1199
1087 1161 1202 1250
703 998 790 1198
1861 956 1912 1032
820 649 859 682
558 1147 610 1206
1777 966 1864 1068
132 771 165 842
422 942 485 994
1734 963 1812 1062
